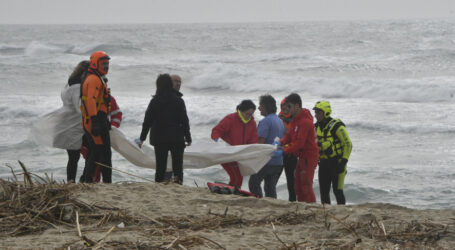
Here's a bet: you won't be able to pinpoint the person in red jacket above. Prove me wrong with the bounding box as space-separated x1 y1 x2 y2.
278 98 298 201
211 99 258 188
280 93 319 203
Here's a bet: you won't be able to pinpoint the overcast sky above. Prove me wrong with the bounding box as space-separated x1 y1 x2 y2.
1 0 454 24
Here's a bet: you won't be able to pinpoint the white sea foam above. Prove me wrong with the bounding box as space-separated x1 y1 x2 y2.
24 41 66 56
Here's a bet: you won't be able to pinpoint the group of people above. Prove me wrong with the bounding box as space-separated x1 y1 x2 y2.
211 93 352 205
31 52 122 184
58 52 123 183
41 50 352 205
62 51 190 185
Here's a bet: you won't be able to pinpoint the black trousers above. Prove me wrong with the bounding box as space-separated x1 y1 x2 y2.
80 127 112 183
318 158 346 205
154 143 184 183
283 153 298 201
66 149 80 182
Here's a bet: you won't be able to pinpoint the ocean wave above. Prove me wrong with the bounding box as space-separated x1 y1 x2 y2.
187 63 296 93
156 52 310 66
0 44 25 55
343 184 390 203
407 48 455 64
186 63 455 103
0 97 56 126
67 41 143 55
24 41 66 56
310 77 455 103
3 41 143 58
0 109 41 126
310 182 391 204
348 121 455 134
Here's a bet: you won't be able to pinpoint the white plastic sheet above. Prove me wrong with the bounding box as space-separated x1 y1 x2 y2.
110 127 274 176
29 84 83 150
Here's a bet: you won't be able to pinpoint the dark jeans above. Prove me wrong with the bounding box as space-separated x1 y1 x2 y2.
165 171 173 181
283 153 297 201
66 149 80 182
248 164 283 198
80 127 112 183
318 158 346 205
154 143 184 183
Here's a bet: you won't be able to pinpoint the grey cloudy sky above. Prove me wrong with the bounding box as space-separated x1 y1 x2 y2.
1 0 454 24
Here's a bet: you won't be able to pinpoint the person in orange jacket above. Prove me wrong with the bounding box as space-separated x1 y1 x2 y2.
80 94 122 183
93 95 122 182
79 51 113 183
211 100 258 188
280 93 319 203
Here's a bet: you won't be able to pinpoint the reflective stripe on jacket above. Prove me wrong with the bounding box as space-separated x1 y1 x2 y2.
109 96 122 128
80 74 109 123
315 118 352 160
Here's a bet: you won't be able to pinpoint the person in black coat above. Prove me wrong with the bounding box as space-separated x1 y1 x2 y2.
137 74 192 184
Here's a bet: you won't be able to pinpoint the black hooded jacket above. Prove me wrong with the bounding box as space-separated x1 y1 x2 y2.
140 90 191 146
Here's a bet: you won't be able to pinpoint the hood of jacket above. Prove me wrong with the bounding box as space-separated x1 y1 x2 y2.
294 108 314 123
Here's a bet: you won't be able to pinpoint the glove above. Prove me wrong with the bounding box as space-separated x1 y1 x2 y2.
91 116 101 136
213 138 219 142
337 158 348 174
272 137 281 146
134 138 143 148
272 149 283 157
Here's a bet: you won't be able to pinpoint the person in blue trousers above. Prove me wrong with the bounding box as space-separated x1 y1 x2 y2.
248 95 285 198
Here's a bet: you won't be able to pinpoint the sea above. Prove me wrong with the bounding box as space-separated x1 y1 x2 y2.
0 20 454 210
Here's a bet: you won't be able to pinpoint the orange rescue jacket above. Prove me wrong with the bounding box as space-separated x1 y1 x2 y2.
81 73 109 124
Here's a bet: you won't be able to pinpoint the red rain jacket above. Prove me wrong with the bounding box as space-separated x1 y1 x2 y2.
280 108 319 159
211 112 258 145
109 96 122 128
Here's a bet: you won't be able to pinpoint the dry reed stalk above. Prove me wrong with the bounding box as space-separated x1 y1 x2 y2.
379 221 387 236
133 212 164 227
4 164 18 182
95 225 116 246
197 235 227 250
271 222 290 249
76 211 82 237
18 160 33 187
95 161 154 183
327 212 360 238
165 235 180 249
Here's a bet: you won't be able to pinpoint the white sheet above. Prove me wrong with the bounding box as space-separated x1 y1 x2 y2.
109 127 274 176
29 84 83 150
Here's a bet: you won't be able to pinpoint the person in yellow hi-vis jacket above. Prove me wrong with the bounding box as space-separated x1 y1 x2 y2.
313 101 352 205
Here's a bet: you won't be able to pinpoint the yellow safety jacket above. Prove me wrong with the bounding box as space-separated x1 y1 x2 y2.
315 118 352 161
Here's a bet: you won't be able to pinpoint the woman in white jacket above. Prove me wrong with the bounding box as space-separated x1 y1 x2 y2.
30 60 89 182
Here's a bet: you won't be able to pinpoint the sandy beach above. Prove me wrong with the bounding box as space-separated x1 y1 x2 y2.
0 177 454 249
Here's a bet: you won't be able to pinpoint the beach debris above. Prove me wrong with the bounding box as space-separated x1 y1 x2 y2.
0 163 452 249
